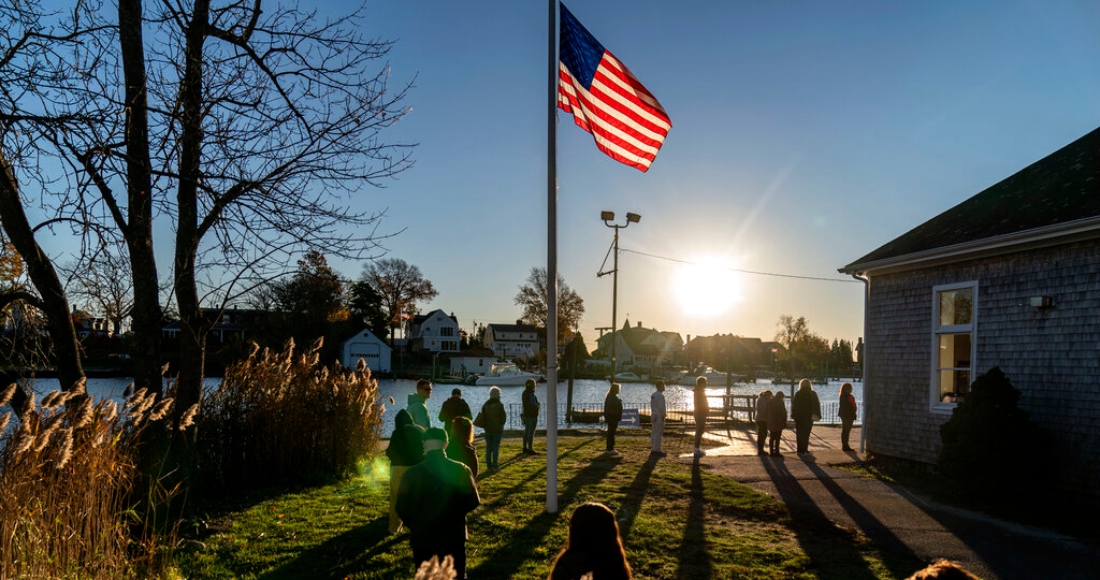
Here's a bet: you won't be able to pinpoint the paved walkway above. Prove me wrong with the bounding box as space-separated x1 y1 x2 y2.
674 424 1100 580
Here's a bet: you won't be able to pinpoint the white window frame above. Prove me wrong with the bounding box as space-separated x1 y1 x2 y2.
930 281 978 414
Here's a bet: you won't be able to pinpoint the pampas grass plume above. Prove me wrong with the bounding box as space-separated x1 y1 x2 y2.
0 382 17 407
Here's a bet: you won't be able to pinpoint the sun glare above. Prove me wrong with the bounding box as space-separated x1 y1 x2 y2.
673 256 741 317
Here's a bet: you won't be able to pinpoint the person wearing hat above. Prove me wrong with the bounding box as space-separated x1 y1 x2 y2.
438 387 472 441
396 427 481 579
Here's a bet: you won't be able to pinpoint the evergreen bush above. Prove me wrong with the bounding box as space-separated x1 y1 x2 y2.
938 367 1050 503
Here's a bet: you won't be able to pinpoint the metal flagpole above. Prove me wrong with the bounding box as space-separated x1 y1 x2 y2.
545 0 559 514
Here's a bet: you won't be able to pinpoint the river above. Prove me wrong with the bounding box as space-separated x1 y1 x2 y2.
19 376 863 435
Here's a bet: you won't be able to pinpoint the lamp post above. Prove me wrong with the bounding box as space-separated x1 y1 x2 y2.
598 210 641 381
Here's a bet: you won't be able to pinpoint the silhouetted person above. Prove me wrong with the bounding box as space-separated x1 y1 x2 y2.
477 386 507 470
693 376 709 457
522 378 541 454
604 383 623 455
650 381 667 455
767 391 787 456
754 390 772 455
791 378 821 454
439 387 472 440
397 427 480 579
386 409 425 534
446 416 479 477
548 502 633 580
838 381 857 451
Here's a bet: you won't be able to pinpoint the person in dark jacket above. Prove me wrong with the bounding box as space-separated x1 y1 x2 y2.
386 409 425 533
521 379 541 454
478 386 507 470
548 502 633 580
439 388 473 440
754 390 773 455
603 383 624 455
791 378 822 454
396 427 480 579
766 392 787 456
838 381 858 451
446 416 479 477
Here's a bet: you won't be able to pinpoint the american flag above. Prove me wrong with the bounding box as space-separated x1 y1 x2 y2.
558 2 671 172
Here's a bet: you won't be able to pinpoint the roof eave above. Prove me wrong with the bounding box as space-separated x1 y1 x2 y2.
839 216 1100 277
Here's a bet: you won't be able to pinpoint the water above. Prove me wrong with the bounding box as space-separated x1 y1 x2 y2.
12 376 863 435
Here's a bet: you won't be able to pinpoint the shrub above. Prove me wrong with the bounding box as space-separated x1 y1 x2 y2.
194 338 384 496
0 380 190 579
938 367 1050 503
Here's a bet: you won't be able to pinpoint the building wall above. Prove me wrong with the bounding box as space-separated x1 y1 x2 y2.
866 238 1100 498
342 330 392 373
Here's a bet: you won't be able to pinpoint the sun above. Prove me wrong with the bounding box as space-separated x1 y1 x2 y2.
673 257 741 317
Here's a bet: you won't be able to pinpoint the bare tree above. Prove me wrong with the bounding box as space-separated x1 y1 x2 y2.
360 258 438 343
61 245 134 335
515 267 585 341
1 0 413 496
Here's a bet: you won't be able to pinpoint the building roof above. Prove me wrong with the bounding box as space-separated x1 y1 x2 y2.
487 322 538 335
842 126 1100 273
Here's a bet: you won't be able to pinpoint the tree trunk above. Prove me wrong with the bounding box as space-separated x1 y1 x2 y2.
0 156 85 415
119 0 163 399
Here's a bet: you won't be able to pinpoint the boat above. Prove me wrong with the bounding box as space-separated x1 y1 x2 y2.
609 372 648 383
474 362 543 386
681 365 742 385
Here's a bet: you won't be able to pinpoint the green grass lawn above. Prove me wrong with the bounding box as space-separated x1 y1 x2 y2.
173 432 919 579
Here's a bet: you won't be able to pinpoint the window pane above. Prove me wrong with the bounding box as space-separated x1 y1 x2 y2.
939 370 957 402
939 288 973 326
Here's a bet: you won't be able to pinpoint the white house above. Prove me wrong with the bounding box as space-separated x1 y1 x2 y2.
341 328 392 373
409 309 461 353
449 352 494 376
483 321 539 360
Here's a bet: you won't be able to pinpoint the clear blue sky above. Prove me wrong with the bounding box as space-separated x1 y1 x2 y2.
318 0 1100 352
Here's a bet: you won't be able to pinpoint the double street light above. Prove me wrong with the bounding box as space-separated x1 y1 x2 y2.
598 210 641 381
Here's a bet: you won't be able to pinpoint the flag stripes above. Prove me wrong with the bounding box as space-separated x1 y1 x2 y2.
558 3 671 172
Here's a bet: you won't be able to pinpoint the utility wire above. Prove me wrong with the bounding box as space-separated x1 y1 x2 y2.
620 247 860 284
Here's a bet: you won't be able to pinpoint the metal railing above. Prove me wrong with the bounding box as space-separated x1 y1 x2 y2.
503 399 861 430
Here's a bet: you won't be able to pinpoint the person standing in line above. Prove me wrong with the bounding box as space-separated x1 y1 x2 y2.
407 379 433 429
754 390 773 456
838 381 858 452
766 391 787 457
438 387 472 440
521 378 541 454
650 381 667 455
692 376 709 457
603 383 624 455
477 386 507 470
791 378 822 454
548 502 633 580
386 409 425 534
446 416 479 478
396 427 480 580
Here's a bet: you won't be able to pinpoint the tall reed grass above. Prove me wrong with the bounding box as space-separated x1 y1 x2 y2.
194 338 384 495
0 378 194 579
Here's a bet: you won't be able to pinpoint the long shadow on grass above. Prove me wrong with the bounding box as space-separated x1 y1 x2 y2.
469 438 621 579
761 457 880 580
618 452 659 539
803 459 923 578
674 457 712 579
257 516 397 580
